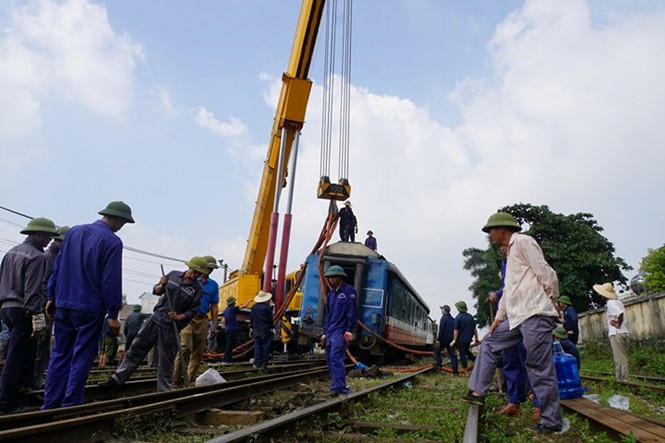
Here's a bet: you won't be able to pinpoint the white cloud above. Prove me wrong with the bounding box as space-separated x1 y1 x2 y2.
0 0 143 165
150 85 181 118
194 107 248 138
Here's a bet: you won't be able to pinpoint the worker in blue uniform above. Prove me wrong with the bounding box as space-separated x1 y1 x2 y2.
434 305 457 374
0 217 58 413
450 301 479 374
557 296 579 345
553 326 580 369
250 291 274 368
364 230 377 251
42 201 134 409
100 257 207 391
320 265 357 396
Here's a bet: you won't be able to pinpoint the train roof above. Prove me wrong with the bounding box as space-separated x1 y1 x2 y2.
322 241 430 314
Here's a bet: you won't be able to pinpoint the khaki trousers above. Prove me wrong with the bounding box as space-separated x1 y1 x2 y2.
609 332 629 382
173 316 208 387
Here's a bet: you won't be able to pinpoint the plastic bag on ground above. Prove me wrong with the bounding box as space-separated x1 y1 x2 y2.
195 368 227 387
583 394 601 403
608 394 630 410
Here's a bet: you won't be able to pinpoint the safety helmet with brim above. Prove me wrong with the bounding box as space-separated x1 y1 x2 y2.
482 212 521 233
54 226 71 241
20 217 58 235
203 255 219 269
185 256 209 275
254 291 272 303
99 201 135 223
324 265 347 278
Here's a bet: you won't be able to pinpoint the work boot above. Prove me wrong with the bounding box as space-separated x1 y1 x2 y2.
461 390 485 406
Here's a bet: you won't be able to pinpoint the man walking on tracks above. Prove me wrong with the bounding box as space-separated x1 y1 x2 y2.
320 265 357 396
0 217 58 413
173 255 219 387
450 301 479 374
100 257 206 391
462 212 565 435
43 201 134 409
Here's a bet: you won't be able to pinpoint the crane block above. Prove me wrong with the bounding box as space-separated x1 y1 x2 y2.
317 176 351 201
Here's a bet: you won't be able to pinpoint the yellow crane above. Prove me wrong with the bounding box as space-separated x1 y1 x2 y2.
220 0 334 307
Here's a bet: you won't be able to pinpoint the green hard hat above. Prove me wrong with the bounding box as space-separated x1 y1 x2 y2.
132 304 142 311
98 201 135 223
226 296 236 305
324 265 347 278
558 296 572 305
482 212 522 233
20 217 58 235
203 255 219 269
185 256 209 275
455 301 468 313
54 226 71 241
553 326 568 339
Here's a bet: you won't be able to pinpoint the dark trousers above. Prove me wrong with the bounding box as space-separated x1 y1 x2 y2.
224 330 236 363
125 331 138 352
502 342 527 404
253 335 272 367
43 308 105 409
113 318 177 392
0 308 33 412
340 225 355 242
325 334 349 394
433 344 458 373
458 342 476 369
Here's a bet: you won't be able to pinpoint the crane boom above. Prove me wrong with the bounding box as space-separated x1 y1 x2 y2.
220 0 326 305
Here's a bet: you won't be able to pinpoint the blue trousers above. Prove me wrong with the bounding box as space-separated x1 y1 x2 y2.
325 334 349 394
253 335 272 367
224 330 236 363
43 308 105 409
0 308 34 412
502 342 527 404
433 345 458 374
458 342 476 369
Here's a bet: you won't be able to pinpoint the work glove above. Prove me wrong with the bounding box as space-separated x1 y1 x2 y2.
32 313 47 338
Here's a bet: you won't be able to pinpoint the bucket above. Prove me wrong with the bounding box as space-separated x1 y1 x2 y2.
553 341 584 399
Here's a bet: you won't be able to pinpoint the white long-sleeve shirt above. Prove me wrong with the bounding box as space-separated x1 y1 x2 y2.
496 233 559 329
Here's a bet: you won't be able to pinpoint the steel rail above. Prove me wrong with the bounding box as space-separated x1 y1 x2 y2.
580 369 665 384
581 375 665 396
0 365 334 441
206 367 433 443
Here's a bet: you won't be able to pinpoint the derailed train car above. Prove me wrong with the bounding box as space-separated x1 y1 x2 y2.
296 241 433 360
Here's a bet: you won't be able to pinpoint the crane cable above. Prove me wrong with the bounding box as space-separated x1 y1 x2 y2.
319 0 352 183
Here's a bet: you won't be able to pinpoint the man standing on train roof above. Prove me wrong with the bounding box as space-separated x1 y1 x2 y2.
173 255 220 387
462 212 566 435
557 296 579 345
34 225 69 390
320 265 358 396
0 217 58 414
100 257 207 391
338 201 357 242
434 305 457 374
450 301 480 374
250 291 274 369
364 230 377 251
593 282 630 382
43 201 134 409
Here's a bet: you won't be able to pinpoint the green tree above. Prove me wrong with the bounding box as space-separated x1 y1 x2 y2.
464 204 631 324
641 245 665 293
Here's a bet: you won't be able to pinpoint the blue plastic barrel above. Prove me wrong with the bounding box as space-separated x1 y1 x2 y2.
553 341 584 399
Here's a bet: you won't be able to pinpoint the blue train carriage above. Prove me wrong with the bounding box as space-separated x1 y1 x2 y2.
297 241 433 360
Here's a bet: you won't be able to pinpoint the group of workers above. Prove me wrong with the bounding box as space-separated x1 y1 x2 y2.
0 200 281 414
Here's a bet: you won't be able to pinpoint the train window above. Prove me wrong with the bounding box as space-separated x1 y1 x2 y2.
363 288 383 308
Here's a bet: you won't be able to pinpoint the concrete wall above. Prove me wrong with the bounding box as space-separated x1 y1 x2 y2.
578 291 665 343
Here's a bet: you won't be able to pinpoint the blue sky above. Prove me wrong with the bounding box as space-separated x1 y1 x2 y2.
1 0 664 315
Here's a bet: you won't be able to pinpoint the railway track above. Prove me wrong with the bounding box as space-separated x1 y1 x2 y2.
580 369 665 385
580 374 665 396
0 364 336 443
